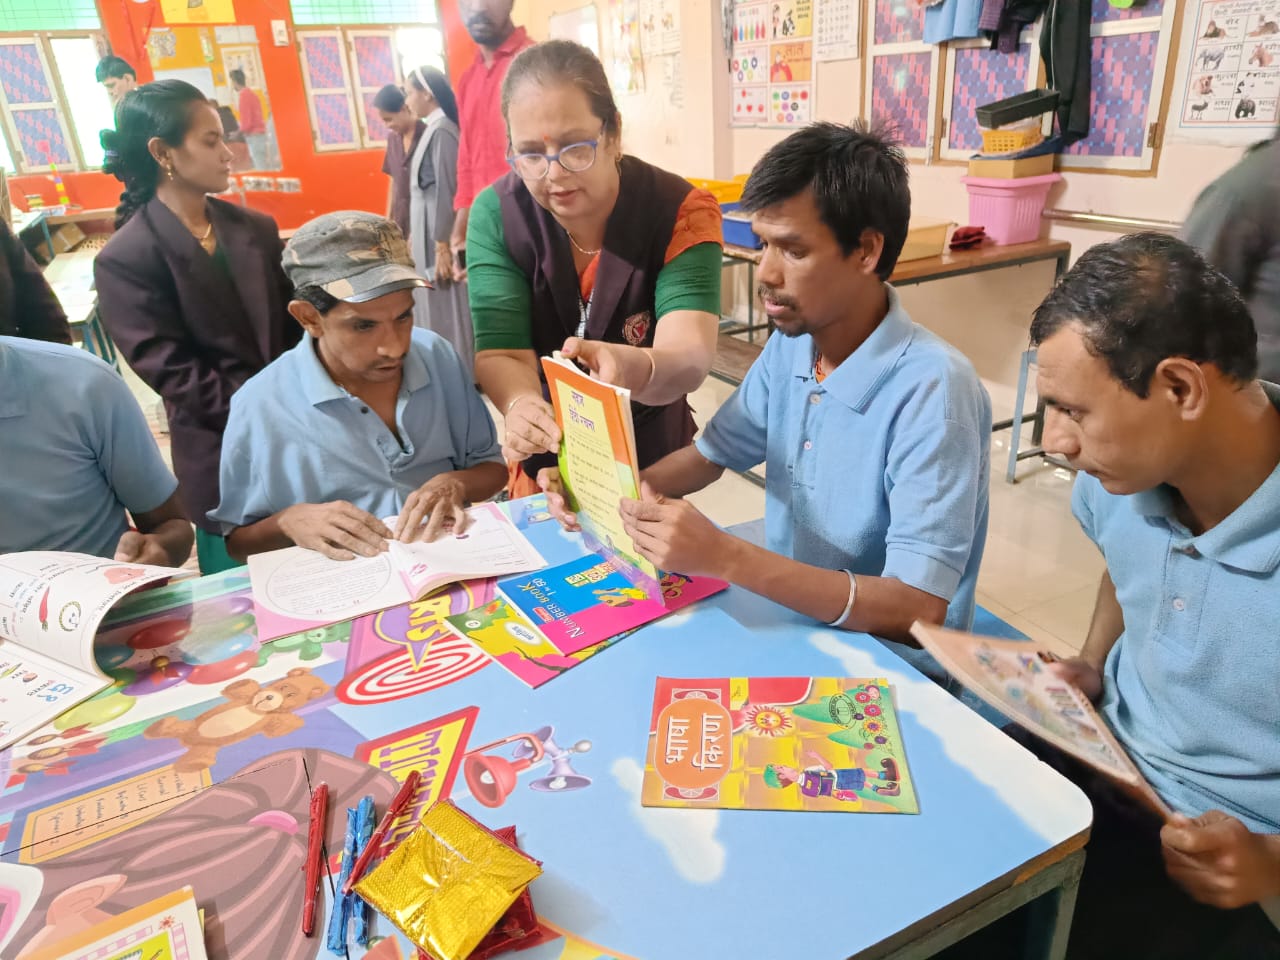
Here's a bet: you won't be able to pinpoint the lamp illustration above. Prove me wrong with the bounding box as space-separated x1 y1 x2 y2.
463 725 592 808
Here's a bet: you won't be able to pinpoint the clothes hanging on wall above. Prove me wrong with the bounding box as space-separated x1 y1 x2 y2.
923 0 984 44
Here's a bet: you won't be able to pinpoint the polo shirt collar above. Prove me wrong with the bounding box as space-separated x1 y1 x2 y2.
0 340 30 419
797 285 914 412
1131 381 1280 573
488 26 529 67
298 332 432 406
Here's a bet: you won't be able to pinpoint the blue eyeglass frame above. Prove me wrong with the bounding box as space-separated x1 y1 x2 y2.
506 127 608 180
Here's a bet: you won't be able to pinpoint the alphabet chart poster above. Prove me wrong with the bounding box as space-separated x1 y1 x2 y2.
1174 0 1280 143
730 0 818 126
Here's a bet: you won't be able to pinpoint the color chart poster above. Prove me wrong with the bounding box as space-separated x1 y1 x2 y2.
730 0 816 127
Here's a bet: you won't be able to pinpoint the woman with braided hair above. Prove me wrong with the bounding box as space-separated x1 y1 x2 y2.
94 80 299 573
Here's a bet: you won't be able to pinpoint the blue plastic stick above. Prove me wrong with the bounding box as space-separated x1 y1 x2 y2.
326 806 360 952
351 796 376 946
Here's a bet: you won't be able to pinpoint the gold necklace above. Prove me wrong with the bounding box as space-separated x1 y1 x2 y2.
565 227 601 257
188 220 215 253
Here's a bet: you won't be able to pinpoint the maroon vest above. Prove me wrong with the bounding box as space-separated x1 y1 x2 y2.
497 156 697 473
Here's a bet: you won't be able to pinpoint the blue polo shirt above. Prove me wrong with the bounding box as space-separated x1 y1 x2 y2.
209 328 502 533
1074 398 1280 833
696 287 991 670
0 336 178 557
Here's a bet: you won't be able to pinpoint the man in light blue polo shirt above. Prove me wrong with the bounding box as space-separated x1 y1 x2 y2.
0 336 192 565
210 212 506 562
967 234 1280 959
613 122 991 662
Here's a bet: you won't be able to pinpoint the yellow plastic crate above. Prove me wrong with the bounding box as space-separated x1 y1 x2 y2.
686 175 748 203
979 126 1043 154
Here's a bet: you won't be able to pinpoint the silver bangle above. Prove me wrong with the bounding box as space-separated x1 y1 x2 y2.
827 568 857 627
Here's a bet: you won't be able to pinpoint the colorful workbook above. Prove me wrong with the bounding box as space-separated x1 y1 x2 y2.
910 623 1170 816
0 551 187 750
24 885 207 960
247 503 545 642
445 558 728 687
641 676 918 813
541 354 662 603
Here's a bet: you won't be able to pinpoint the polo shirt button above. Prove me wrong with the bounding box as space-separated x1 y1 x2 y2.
1172 597 1186 612
810 393 821 405
803 440 813 450
361 406 369 414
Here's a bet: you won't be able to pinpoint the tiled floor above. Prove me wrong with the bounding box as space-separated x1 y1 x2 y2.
121 351 1101 655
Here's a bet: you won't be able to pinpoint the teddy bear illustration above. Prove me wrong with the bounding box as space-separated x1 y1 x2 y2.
144 668 329 772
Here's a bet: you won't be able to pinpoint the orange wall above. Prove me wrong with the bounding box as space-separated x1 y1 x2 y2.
10 0 478 230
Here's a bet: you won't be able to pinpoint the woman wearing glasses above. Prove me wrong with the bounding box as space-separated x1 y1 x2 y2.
467 39 723 495
403 66 474 369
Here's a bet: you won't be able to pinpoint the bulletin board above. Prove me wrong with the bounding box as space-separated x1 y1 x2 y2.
1169 0 1280 145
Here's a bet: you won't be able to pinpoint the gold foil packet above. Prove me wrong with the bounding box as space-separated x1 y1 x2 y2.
354 800 542 960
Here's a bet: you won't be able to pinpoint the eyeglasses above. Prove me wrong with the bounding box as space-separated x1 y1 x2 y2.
508 128 606 180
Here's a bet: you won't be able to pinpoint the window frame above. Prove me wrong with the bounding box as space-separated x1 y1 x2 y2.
0 32 91 174
295 22 447 153
862 2 942 161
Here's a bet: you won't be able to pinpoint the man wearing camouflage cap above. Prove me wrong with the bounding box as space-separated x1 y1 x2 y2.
209 211 505 560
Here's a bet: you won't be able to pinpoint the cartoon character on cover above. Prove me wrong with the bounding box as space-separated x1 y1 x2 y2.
592 584 648 607
764 750 901 800
143 667 329 771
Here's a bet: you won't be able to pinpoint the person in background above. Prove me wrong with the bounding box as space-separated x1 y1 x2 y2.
230 69 268 170
96 56 137 106
1181 129 1280 383
450 0 534 270
0 336 192 566
943 234 1280 959
373 84 423 241
95 80 299 574
0 218 70 343
210 212 505 560
602 122 990 664
404 66 472 369
468 40 723 497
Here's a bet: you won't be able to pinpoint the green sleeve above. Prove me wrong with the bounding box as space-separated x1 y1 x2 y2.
466 187 534 352
654 242 723 319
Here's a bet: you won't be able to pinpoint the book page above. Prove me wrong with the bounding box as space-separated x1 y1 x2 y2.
388 503 545 598
0 639 105 750
0 552 183 674
248 548 410 622
24 885 207 960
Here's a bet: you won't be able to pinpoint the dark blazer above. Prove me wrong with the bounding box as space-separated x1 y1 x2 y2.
0 218 71 343
94 196 300 533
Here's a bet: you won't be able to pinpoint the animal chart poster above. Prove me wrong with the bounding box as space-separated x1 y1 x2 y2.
1172 0 1280 143
730 0 817 127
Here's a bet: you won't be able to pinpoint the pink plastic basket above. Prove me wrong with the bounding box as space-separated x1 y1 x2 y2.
961 173 1061 245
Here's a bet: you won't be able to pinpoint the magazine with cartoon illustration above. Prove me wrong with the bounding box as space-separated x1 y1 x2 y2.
0 551 186 749
641 676 918 813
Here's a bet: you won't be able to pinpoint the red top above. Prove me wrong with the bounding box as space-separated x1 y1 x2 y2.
454 25 533 211
237 86 265 135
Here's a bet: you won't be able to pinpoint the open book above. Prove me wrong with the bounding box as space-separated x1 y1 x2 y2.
541 354 663 603
248 502 545 642
0 552 186 750
910 622 1171 816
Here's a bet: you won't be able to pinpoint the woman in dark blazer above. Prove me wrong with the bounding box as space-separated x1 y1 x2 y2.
96 80 299 573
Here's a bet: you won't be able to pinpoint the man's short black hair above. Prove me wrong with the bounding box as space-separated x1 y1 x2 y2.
230 68 247 87
293 284 342 316
1030 233 1258 397
738 120 910 280
95 56 136 83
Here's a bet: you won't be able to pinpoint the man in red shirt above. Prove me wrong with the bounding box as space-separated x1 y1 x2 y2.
450 0 534 267
231 68 269 170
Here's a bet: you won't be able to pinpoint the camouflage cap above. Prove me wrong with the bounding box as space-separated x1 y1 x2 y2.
282 211 428 303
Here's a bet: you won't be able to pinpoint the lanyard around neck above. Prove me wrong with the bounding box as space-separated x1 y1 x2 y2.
576 289 593 338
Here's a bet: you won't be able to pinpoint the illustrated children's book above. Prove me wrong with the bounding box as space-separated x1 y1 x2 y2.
24 884 207 960
540 354 662 603
641 676 918 813
445 558 727 687
247 503 545 642
910 623 1170 816
0 552 187 750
